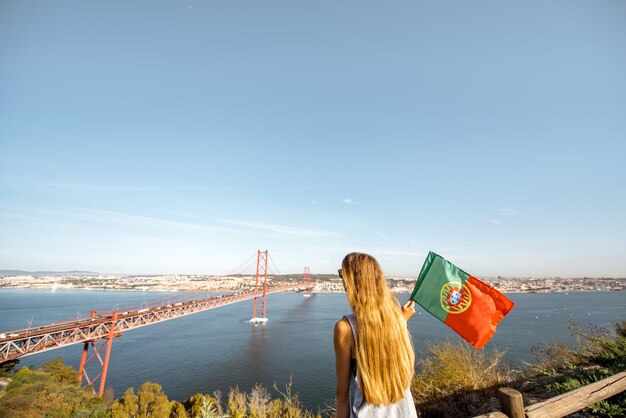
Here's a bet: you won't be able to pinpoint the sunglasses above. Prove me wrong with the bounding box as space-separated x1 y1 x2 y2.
338 269 343 279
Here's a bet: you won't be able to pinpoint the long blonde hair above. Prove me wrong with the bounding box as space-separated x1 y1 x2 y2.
342 252 415 405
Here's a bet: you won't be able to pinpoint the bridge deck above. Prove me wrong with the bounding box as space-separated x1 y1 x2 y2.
0 283 305 363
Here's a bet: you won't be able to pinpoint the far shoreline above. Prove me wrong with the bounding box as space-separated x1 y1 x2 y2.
0 285 625 295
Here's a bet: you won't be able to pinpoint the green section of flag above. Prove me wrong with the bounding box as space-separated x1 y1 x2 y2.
410 251 470 322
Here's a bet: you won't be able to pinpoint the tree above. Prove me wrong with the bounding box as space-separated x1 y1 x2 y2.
184 393 221 418
199 396 226 418
246 384 270 418
111 387 139 418
0 359 19 377
137 382 171 418
170 400 188 418
226 388 246 418
0 359 105 418
40 357 79 384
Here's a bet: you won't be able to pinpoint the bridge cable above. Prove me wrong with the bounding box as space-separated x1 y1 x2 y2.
227 252 257 276
268 253 282 276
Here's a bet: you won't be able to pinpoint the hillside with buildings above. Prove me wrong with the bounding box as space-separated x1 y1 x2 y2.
1 272 624 293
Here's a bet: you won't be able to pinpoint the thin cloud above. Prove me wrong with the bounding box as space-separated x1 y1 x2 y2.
495 208 520 215
3 176 310 194
216 218 342 238
0 206 218 237
43 183 242 193
311 200 320 205
77 209 257 235
479 214 505 225
86 209 202 229
330 245 421 259
343 198 354 204
379 233 391 243
0 211 56 224
374 249 422 257
5 205 253 236
44 182 155 192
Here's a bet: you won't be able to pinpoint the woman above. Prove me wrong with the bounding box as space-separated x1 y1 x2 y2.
334 252 417 418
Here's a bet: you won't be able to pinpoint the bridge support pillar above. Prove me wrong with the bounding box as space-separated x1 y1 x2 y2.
78 311 119 397
303 266 311 297
78 311 96 384
250 249 269 324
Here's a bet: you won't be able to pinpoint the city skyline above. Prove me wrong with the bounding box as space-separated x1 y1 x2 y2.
1 1 625 277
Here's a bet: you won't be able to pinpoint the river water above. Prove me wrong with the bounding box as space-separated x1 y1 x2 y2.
0 289 624 410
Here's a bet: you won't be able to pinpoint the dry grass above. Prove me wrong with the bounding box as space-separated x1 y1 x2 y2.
412 340 511 399
411 340 512 418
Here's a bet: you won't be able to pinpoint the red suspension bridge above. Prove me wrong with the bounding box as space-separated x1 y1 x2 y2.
0 250 313 396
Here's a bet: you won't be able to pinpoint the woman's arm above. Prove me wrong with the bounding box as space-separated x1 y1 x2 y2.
402 299 416 321
334 318 352 418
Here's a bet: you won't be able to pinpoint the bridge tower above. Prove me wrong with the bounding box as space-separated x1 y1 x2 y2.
250 249 269 324
303 266 311 297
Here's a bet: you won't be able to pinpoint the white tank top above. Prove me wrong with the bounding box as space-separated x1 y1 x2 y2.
344 314 418 418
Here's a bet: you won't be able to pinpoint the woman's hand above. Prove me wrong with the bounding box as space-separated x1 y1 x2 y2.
402 299 416 321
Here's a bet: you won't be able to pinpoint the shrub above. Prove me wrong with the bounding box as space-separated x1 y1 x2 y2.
224 382 320 418
184 393 222 418
111 381 171 418
226 387 247 418
170 400 188 418
0 358 105 418
531 340 580 373
411 340 511 418
0 359 19 378
530 320 626 418
269 379 319 418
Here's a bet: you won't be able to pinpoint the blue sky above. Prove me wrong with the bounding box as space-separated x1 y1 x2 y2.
1 1 624 277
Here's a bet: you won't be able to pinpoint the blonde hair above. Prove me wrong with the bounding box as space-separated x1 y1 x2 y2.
342 252 415 405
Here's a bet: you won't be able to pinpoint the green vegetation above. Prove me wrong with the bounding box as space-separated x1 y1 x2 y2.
0 361 319 418
530 320 626 417
0 358 108 417
410 320 626 418
0 320 623 417
109 381 322 418
111 383 171 417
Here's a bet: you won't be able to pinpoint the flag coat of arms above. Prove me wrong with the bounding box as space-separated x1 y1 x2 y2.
411 251 514 349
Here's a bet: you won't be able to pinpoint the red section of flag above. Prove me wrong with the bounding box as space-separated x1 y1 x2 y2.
444 276 515 349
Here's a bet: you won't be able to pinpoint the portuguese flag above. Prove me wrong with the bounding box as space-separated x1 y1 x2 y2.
410 251 514 349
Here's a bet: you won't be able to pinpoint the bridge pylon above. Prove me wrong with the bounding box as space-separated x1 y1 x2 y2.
250 249 269 324
78 310 119 397
303 266 311 297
